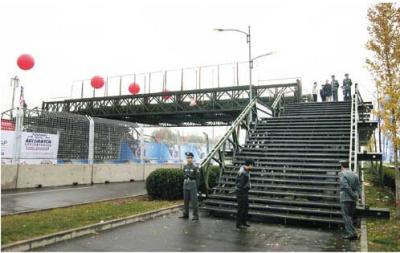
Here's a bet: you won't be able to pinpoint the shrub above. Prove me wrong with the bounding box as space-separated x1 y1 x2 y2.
146 168 183 200
199 165 221 193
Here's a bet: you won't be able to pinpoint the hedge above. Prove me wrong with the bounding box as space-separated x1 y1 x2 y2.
145 166 221 200
146 168 184 200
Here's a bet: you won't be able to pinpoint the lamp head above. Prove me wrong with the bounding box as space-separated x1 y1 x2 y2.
214 28 224 32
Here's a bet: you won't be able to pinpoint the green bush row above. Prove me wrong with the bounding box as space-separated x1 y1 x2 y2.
145 166 221 200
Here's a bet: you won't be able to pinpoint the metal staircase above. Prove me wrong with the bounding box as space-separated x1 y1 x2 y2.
200 82 380 227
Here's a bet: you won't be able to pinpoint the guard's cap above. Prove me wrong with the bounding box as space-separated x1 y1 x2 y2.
185 152 194 158
345 73 349 76
244 159 255 166
339 160 349 168
331 75 335 78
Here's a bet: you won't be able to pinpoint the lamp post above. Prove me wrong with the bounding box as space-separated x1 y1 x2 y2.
10 76 20 118
214 26 252 102
214 26 275 122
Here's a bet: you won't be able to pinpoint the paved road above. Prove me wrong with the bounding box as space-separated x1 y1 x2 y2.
1 181 146 215
37 211 359 252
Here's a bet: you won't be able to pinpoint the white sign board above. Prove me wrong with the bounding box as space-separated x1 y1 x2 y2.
1 130 16 159
20 132 59 164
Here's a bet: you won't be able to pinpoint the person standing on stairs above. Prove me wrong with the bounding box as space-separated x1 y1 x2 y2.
342 73 353 102
339 160 361 240
235 159 254 229
320 83 326 102
179 152 200 221
331 75 340 101
324 80 332 102
312 82 318 102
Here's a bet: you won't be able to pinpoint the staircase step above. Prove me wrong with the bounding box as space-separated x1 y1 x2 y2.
204 199 342 216
220 176 339 185
248 135 350 140
213 187 340 200
240 147 349 154
201 206 343 224
235 155 345 163
225 165 340 174
223 170 339 179
217 181 339 192
233 160 341 168
208 194 341 208
238 150 348 158
244 143 349 148
246 139 349 144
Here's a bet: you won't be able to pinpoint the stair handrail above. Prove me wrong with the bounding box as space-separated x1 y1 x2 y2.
271 86 287 116
200 95 279 194
200 98 257 192
349 83 362 175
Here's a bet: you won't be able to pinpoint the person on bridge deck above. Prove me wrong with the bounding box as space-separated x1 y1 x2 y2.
320 84 326 102
179 152 200 221
339 160 361 240
312 82 318 102
331 75 340 102
323 80 332 102
235 159 254 229
342 73 353 102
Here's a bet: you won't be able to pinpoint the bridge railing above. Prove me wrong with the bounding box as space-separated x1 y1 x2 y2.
200 95 276 194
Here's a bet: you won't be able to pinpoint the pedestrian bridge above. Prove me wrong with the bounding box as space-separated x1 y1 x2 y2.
42 82 302 126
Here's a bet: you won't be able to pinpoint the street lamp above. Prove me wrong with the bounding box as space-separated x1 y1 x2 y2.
214 26 275 122
214 26 252 102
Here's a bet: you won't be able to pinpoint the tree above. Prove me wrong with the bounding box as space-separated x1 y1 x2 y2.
366 3 400 217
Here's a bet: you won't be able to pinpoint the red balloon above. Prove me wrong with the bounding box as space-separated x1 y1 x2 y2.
17 54 35 70
91 76 104 89
162 89 172 100
128 82 140 95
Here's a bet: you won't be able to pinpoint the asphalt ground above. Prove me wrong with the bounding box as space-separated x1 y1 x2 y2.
36 211 359 252
1 181 146 215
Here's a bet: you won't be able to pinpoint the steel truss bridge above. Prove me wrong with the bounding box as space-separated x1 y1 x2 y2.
42 82 302 126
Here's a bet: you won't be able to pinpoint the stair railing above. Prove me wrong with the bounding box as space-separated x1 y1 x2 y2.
349 83 362 177
271 86 287 117
200 97 274 195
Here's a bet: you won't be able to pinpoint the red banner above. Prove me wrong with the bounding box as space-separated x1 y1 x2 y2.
1 119 15 131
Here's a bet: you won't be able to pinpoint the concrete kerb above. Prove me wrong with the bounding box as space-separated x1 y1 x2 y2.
1 203 183 252
360 171 368 252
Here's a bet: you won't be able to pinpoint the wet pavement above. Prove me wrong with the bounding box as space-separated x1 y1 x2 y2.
1 181 146 215
36 211 359 252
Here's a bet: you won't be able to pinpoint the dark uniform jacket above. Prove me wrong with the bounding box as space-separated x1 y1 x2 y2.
235 166 250 193
331 80 339 91
183 163 199 190
339 170 361 202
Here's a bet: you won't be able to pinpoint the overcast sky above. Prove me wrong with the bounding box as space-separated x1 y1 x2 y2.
0 0 379 137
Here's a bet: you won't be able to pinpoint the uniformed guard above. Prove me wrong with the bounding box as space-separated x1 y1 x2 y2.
339 160 361 240
179 152 200 221
323 80 332 102
331 75 339 102
342 73 353 101
236 159 254 229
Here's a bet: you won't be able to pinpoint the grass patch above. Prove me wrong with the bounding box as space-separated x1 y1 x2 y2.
363 167 400 252
1 195 181 245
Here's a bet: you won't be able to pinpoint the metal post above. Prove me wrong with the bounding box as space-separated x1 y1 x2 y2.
119 76 122 96
248 25 253 122
217 65 220 88
10 76 19 119
181 68 184 91
87 116 94 165
81 81 84 98
236 62 239 86
148 73 152 93
198 67 201 89
105 77 109 97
